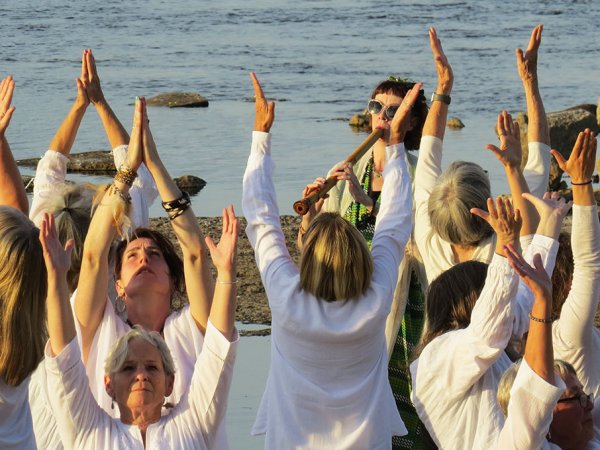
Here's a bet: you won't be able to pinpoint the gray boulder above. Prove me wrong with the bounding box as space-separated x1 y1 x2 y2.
174 175 206 195
146 92 209 108
514 107 599 189
17 151 115 174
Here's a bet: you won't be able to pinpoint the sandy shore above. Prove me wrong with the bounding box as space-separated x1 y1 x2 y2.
151 203 600 333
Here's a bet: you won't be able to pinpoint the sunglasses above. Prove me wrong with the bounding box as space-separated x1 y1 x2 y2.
367 99 401 120
557 391 594 408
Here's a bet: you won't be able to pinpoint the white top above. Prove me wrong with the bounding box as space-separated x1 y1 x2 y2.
414 135 551 285
29 145 158 228
497 359 565 449
0 378 37 450
552 205 600 443
410 253 518 450
243 131 410 449
45 320 237 450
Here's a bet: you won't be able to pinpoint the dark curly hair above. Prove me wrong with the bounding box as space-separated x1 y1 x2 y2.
370 78 428 150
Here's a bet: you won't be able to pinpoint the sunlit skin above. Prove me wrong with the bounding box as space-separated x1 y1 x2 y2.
116 237 173 331
104 338 174 430
549 372 594 449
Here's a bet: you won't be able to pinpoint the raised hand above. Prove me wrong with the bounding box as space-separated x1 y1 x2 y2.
76 50 90 107
429 27 453 93
39 212 74 278
330 161 373 207
301 177 327 216
522 191 572 238
250 72 275 133
388 81 424 145
205 205 239 275
85 49 105 104
487 111 522 168
505 244 551 300
516 24 543 84
123 97 144 172
471 196 522 256
0 76 16 136
551 129 597 185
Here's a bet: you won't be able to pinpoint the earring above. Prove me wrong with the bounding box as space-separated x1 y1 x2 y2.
111 397 115 410
115 295 127 315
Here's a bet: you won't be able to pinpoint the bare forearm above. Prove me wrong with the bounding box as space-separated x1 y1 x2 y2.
95 100 129 148
149 160 214 328
523 81 550 146
49 102 88 155
208 270 236 341
505 165 538 236
47 273 76 356
423 83 452 139
523 293 554 385
0 136 29 213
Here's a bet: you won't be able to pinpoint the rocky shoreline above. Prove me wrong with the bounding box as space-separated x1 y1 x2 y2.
150 215 302 335
151 200 600 335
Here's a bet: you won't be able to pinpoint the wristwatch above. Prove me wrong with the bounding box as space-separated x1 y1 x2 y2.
431 92 451 105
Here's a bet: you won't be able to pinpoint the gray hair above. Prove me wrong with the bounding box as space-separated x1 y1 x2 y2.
428 161 493 246
104 326 176 376
497 359 577 416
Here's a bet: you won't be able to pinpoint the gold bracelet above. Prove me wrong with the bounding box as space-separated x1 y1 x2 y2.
106 183 132 204
115 164 137 186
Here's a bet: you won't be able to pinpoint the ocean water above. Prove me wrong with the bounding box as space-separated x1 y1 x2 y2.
2 1 599 448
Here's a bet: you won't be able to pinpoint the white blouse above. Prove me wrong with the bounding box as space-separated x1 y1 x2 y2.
45 320 237 450
0 377 36 450
243 131 411 449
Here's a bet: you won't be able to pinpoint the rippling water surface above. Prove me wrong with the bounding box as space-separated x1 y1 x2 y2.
3 1 599 447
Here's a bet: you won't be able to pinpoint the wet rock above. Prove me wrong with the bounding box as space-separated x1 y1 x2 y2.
17 151 115 174
348 109 370 132
146 92 209 108
174 175 206 195
447 117 465 129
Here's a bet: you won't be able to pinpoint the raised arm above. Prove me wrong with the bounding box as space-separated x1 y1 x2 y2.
48 51 90 156
242 72 297 289
551 130 600 345
487 111 539 236
139 97 214 334
497 246 564 450
205 205 238 341
414 28 453 250
74 99 143 361
40 212 75 356
85 49 129 148
518 25 551 199
0 76 28 213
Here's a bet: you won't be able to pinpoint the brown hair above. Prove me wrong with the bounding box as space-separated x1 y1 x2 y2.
0 207 47 386
370 79 428 150
551 232 573 321
415 261 488 358
300 212 373 301
114 228 185 297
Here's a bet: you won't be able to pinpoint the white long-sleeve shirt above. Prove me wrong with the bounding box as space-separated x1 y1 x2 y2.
243 131 411 449
410 254 518 449
0 378 36 450
45 321 237 450
497 359 565 449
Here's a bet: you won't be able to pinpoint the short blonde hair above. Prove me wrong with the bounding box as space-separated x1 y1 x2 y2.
300 212 373 301
105 326 176 376
498 359 577 416
0 207 47 386
428 161 493 246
